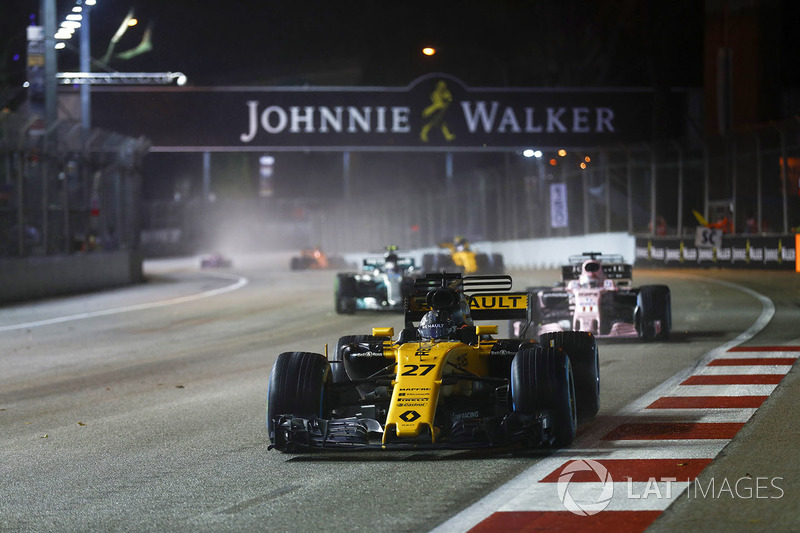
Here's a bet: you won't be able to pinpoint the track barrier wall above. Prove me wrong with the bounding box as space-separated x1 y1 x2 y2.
0 250 143 304
635 235 797 270
3 232 798 306
345 233 800 272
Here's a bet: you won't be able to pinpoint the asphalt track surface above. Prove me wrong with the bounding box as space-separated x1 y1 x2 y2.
1 252 798 532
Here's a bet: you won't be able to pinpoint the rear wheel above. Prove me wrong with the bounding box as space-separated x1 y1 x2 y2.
491 253 505 274
424 253 457 273
422 254 435 272
267 351 331 444
637 285 671 340
538 331 600 421
475 253 491 273
334 274 357 314
510 346 577 447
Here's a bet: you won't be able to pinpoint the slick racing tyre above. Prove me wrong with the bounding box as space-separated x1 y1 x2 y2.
423 253 457 274
475 252 504 274
538 331 600 422
511 346 577 448
267 351 331 444
475 253 491 273
484 339 535 384
491 253 505 274
334 273 357 314
636 285 672 340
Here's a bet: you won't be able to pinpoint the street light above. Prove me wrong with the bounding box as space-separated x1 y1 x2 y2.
421 45 508 86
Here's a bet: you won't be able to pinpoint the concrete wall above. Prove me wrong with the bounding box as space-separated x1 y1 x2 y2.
0 251 144 304
343 233 637 270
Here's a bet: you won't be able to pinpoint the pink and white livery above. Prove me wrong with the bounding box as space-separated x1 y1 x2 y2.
510 252 671 340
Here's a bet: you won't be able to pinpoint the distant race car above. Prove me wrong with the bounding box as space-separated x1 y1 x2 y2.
423 237 504 275
509 252 671 340
200 253 233 269
334 247 421 314
267 271 600 452
290 248 344 270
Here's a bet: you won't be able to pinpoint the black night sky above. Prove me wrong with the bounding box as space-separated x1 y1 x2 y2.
5 0 710 91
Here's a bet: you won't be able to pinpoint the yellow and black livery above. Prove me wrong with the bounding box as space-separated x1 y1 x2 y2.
267 272 600 452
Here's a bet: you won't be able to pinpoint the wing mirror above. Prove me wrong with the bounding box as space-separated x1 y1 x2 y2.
475 325 498 336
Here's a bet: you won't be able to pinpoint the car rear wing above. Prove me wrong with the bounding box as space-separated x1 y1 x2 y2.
562 262 633 281
362 256 415 271
405 273 530 323
567 252 625 264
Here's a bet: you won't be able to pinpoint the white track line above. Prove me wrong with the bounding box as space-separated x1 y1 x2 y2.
0 272 249 332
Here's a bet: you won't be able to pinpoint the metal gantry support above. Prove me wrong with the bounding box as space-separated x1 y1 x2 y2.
56 72 188 85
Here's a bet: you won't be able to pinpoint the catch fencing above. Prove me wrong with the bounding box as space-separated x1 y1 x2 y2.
0 111 149 258
312 117 800 253
6 108 799 261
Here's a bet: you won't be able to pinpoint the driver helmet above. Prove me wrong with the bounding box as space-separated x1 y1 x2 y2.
579 260 602 288
384 252 399 272
418 309 458 340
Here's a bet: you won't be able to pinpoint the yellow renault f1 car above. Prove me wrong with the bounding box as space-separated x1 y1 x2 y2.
267 272 599 452
422 237 504 275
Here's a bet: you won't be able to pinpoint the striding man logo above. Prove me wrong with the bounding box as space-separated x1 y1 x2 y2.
420 80 456 142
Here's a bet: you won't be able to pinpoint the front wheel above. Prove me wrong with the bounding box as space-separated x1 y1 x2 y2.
510 346 577 447
267 351 331 444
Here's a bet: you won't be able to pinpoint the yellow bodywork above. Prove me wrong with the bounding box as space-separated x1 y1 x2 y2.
438 242 479 274
379 331 493 444
359 291 529 445
452 250 479 274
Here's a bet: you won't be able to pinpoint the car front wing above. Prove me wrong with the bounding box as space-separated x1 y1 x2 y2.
268 412 555 452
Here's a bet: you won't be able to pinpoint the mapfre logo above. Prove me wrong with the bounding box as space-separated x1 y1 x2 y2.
556 459 614 516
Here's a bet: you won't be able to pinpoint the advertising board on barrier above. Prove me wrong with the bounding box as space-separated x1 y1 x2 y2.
635 236 797 270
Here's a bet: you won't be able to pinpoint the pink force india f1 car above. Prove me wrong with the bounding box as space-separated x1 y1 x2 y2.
509 252 671 341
